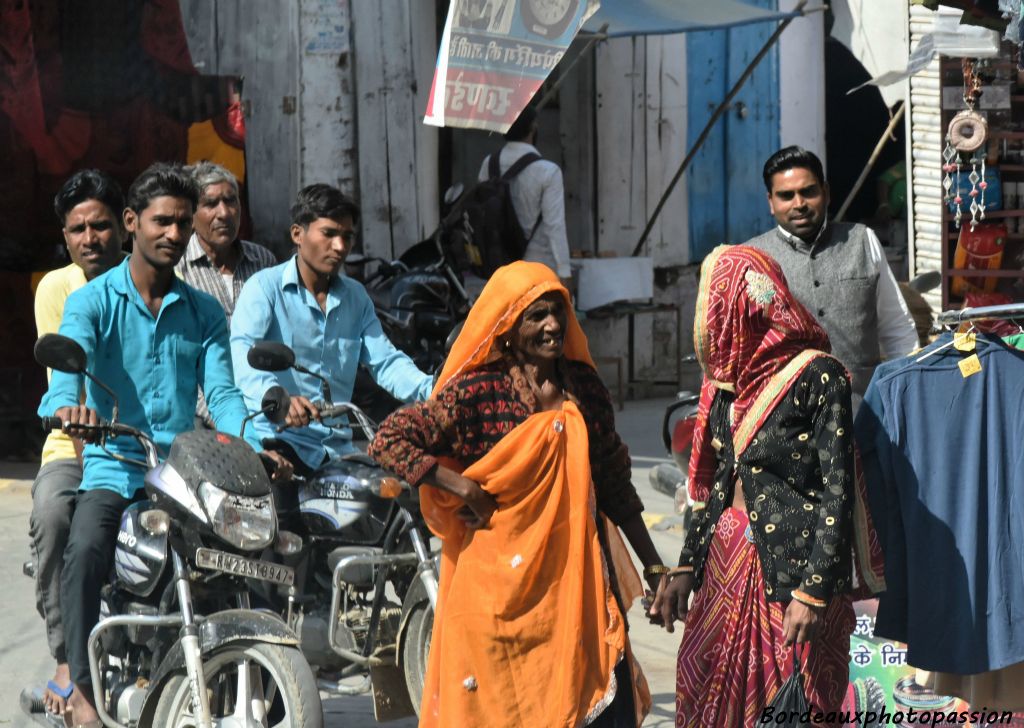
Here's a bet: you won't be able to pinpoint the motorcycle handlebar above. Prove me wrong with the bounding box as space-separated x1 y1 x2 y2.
40 416 63 432
39 416 142 439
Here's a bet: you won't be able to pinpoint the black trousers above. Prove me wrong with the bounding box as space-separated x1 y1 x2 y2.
60 488 132 687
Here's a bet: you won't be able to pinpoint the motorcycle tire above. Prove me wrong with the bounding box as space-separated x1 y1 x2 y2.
151 642 323 727
402 602 433 716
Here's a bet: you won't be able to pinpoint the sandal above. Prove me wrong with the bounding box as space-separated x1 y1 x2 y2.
46 679 74 713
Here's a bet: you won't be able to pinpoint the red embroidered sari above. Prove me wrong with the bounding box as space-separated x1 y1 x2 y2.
676 245 884 727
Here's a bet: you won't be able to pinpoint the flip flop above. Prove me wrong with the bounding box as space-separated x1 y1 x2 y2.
18 687 65 728
46 679 74 704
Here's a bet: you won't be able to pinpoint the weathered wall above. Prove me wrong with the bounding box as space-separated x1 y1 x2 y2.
179 0 439 261
585 33 692 388
179 0 303 256
350 0 439 260
779 0 826 161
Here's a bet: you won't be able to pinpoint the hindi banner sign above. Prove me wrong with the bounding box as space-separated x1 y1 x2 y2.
424 0 600 132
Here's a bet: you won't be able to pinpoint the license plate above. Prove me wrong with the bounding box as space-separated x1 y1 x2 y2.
195 548 294 586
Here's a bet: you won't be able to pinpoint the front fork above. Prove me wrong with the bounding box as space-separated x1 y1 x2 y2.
172 551 213 727
408 527 438 608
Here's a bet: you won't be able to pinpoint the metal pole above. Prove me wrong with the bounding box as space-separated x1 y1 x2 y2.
632 0 811 257
834 101 906 222
536 23 609 111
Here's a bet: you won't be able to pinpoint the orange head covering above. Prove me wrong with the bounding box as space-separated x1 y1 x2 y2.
434 261 595 397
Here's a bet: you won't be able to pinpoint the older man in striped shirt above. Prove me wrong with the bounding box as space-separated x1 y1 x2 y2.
177 161 276 426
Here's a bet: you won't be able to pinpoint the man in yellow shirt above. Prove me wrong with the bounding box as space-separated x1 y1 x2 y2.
30 169 126 717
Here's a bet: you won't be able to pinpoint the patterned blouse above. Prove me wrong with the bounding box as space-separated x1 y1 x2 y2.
680 356 856 605
367 359 645 526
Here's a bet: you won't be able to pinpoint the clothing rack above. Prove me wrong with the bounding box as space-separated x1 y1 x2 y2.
936 303 1024 326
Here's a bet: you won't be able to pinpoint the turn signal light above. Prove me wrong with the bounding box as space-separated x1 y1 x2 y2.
377 477 404 499
275 530 303 556
140 509 170 535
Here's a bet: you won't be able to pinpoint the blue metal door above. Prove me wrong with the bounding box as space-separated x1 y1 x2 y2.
686 0 780 261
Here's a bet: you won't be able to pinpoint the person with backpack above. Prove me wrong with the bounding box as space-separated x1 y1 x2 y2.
473 105 572 287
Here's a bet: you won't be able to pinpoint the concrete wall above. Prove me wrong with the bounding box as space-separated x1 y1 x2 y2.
779 1 826 161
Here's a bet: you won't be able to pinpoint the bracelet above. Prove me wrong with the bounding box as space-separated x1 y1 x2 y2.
643 564 671 580
791 589 827 609
668 566 693 577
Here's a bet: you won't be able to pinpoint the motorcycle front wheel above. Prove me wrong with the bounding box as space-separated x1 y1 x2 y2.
402 602 433 715
152 642 323 728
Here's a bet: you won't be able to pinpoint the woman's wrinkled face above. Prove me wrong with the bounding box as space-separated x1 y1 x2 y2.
510 292 567 362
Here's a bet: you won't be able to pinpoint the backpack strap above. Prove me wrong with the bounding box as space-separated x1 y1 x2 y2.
502 151 542 181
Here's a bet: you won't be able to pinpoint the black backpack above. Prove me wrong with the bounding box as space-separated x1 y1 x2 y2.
462 148 542 277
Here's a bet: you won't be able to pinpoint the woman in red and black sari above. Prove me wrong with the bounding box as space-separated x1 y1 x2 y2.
651 245 885 727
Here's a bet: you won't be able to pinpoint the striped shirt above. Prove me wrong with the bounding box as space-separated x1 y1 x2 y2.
176 234 277 423
176 234 278 322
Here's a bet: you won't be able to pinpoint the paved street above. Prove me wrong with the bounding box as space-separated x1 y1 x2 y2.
0 396 685 727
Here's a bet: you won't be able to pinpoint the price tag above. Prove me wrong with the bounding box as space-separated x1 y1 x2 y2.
958 353 982 378
953 332 977 352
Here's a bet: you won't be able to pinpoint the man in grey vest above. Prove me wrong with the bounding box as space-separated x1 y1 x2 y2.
746 146 917 402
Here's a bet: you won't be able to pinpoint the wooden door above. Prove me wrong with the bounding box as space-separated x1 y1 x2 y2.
686 0 780 259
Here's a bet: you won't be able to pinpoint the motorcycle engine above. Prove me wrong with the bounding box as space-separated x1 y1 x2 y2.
296 600 403 672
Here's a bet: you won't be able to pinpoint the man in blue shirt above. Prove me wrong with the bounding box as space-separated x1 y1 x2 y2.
231 184 433 473
38 163 291 725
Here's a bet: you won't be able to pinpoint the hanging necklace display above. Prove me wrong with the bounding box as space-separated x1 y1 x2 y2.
946 59 988 230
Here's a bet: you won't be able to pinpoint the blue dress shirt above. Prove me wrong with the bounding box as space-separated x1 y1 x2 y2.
230 257 434 469
855 333 1024 673
38 257 259 498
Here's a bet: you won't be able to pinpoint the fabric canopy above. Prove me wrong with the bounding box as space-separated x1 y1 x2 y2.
582 0 801 38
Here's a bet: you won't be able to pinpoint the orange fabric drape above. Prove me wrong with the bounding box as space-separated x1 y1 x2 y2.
419 261 648 727
420 402 628 727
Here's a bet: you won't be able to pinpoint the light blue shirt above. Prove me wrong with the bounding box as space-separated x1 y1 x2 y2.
230 257 434 469
38 257 259 499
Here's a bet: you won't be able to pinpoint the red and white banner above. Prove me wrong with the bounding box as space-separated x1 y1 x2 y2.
425 0 599 132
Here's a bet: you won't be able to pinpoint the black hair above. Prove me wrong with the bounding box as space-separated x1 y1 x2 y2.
126 163 199 214
762 146 826 193
505 105 538 142
290 184 360 227
53 169 125 225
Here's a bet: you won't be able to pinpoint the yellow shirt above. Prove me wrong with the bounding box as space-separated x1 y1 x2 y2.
35 262 88 465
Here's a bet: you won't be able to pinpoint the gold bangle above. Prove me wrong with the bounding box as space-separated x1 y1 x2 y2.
668 566 694 577
643 565 671 579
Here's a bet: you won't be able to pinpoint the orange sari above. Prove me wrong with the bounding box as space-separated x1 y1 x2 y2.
419 262 649 727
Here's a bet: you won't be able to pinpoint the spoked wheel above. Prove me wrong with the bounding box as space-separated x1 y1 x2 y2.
152 642 323 728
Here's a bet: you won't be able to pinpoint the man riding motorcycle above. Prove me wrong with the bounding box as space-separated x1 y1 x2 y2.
30 169 128 718
229 183 433 477
37 163 291 727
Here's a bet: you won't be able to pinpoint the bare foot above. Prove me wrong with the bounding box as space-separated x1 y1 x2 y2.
64 685 100 726
43 663 72 715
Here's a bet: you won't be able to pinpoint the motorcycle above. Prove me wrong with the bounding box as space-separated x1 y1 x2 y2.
345 184 473 425
23 333 322 728
650 354 700 528
246 341 439 720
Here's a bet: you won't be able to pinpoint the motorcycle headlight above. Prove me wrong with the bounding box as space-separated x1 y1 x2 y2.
197 482 276 551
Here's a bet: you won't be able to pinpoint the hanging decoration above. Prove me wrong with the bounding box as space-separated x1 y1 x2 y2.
944 59 989 231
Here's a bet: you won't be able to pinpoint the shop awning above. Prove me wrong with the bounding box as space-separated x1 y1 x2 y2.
581 0 801 38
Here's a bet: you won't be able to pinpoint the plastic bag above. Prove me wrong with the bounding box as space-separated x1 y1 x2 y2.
765 647 810 726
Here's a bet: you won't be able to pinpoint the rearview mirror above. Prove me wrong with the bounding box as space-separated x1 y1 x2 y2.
261 386 291 425
908 270 941 293
248 342 296 372
35 334 87 374
443 183 465 206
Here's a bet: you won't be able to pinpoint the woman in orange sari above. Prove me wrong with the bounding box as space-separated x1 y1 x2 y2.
651 245 885 727
368 261 663 727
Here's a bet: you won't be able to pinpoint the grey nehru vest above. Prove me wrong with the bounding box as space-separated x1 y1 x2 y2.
745 222 879 397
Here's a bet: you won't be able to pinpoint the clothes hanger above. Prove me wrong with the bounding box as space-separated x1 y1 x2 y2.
915 321 981 362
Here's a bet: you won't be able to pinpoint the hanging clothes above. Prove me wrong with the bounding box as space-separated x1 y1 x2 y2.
855 333 1024 674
